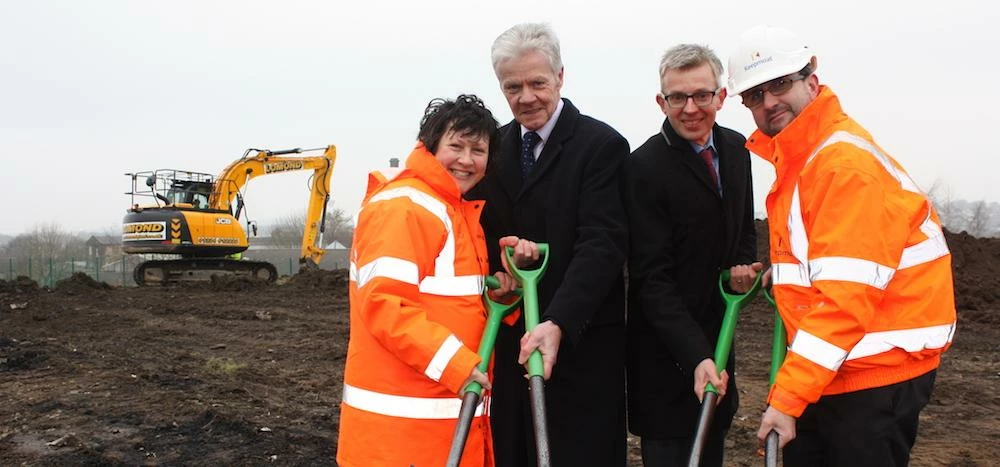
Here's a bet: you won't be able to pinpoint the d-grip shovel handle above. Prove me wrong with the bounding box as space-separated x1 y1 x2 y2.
703 270 762 395
461 276 523 396
447 276 524 467
503 243 550 378
762 286 786 467
689 270 763 467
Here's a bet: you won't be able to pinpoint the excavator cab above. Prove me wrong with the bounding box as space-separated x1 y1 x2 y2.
128 170 217 210
166 180 214 210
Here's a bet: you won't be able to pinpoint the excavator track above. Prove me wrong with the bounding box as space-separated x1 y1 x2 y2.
134 259 278 286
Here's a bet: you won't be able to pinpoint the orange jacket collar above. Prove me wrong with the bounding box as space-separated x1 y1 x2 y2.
746 85 848 166
403 142 463 204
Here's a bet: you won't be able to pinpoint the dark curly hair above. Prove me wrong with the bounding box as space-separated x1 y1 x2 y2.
418 94 501 171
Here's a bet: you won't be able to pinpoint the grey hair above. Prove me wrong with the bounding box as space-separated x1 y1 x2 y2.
658 44 724 90
491 23 563 77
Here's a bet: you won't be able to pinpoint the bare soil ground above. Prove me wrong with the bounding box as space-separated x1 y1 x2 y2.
1 226 998 466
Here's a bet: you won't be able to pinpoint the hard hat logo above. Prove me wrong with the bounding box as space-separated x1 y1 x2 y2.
743 55 774 72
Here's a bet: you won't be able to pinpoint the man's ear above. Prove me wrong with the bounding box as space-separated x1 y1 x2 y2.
716 87 728 110
655 93 668 114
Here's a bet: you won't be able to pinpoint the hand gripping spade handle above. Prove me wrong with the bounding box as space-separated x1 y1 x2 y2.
762 287 786 467
504 243 551 467
446 275 523 467
688 270 761 467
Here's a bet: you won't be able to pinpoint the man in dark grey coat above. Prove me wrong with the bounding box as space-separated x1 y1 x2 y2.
468 22 630 467
624 44 761 467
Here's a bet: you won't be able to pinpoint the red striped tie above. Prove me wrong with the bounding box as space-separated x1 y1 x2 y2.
699 147 719 189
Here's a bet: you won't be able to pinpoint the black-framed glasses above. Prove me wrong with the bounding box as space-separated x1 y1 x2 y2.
661 89 721 109
740 73 809 108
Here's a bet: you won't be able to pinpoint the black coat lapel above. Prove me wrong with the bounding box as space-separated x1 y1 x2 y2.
497 123 523 201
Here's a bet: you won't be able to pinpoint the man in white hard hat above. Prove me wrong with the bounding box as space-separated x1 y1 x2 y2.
728 26 957 466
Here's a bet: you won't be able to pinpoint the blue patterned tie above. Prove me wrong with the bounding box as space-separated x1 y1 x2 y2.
520 131 541 179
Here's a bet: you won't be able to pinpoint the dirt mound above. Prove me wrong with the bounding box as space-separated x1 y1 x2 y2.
208 274 271 292
53 272 112 295
285 268 349 291
0 276 40 295
945 230 1000 311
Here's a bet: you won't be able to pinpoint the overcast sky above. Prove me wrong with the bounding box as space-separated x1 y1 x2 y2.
2 0 996 236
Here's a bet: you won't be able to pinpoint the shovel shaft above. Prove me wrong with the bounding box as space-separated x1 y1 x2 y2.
769 311 787 386
448 275 523 466
530 375 552 467
691 272 761 465
502 244 551 464
765 288 786 465
703 300 740 395
463 310 506 396
688 392 719 467
765 430 779 467
446 392 482 467
522 279 546 377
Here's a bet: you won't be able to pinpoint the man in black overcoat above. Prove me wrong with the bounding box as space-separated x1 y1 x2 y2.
624 44 762 466
468 22 630 467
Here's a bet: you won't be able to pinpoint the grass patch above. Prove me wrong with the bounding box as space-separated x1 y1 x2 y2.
204 357 248 377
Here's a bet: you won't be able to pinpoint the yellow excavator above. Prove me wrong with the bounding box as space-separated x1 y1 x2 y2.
122 145 337 285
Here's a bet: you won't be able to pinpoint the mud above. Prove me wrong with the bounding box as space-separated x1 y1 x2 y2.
0 224 997 466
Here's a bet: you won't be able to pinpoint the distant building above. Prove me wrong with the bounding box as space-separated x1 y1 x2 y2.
86 235 120 259
325 240 348 250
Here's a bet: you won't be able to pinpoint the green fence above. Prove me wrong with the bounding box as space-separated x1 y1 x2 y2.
0 256 137 287
0 252 350 288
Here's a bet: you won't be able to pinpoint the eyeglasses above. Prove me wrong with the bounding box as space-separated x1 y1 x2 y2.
740 74 809 108
661 89 721 109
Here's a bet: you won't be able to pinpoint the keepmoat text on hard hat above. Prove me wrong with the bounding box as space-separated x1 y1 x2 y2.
744 55 774 72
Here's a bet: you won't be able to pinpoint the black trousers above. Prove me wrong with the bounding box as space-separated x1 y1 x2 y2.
639 426 727 467
784 369 936 467
490 323 627 467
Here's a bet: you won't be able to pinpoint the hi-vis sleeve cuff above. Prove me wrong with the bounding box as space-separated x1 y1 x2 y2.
425 335 463 382
768 383 810 418
435 343 480 395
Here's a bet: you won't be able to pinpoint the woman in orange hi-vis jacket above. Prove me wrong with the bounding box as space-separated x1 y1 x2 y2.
337 94 518 467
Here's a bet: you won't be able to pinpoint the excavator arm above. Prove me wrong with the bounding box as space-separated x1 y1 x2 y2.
209 145 338 268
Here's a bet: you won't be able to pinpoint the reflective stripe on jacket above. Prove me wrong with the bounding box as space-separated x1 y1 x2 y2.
747 86 957 417
337 143 493 467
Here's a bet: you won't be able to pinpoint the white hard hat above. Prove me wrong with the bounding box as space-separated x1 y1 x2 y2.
727 25 814 95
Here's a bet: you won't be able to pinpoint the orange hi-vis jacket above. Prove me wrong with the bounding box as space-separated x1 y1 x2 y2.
747 86 957 418
337 143 494 467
